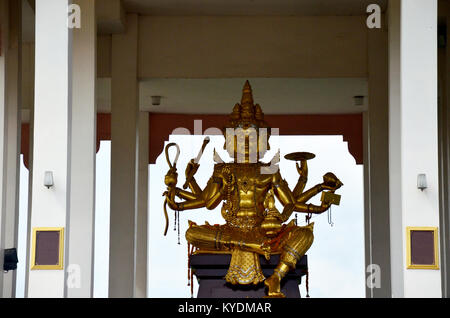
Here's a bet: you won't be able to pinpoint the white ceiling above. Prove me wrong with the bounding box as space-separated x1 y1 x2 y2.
124 0 387 16
97 78 368 114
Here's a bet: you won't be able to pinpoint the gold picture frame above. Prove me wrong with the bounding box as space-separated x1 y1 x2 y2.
31 227 64 270
406 226 439 270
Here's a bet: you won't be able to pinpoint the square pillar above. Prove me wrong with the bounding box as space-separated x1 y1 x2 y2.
388 0 441 297
67 0 97 298
135 112 149 298
109 14 139 298
27 0 73 298
364 15 391 298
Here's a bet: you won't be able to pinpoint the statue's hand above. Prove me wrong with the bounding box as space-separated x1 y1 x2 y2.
185 159 200 179
296 162 302 175
321 200 331 208
165 167 178 187
266 210 283 222
165 192 182 211
295 160 307 177
221 166 235 188
322 172 343 191
280 203 295 223
261 242 272 261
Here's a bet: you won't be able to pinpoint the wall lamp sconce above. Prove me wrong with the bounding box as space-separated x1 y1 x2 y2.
151 96 162 106
353 95 365 106
417 174 427 191
44 171 54 189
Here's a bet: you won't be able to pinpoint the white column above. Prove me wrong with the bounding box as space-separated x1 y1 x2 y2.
135 112 148 298
27 0 72 298
67 0 96 298
364 20 391 298
388 0 441 297
2 0 22 298
109 14 139 298
0 0 10 298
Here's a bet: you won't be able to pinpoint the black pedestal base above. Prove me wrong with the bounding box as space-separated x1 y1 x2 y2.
190 254 308 298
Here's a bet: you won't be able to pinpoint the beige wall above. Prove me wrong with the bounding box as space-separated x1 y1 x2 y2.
40 15 370 98
137 16 368 79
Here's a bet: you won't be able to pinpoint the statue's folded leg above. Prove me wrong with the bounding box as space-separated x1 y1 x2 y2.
186 222 267 286
186 222 265 254
265 223 314 297
185 222 225 251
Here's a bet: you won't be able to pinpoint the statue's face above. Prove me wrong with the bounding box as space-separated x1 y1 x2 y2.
224 127 269 163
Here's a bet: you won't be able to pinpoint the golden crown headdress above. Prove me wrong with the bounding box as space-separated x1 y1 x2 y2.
224 81 270 131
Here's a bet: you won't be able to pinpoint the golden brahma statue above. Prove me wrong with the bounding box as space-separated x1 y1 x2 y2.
163 81 342 298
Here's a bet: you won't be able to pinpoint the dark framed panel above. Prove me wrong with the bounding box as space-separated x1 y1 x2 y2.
406 227 439 270
31 227 64 270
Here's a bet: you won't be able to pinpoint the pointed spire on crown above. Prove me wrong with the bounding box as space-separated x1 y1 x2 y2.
224 80 269 130
255 104 264 121
240 80 255 120
241 80 254 106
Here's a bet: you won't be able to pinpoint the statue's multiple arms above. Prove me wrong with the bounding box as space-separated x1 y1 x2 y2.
291 157 343 203
166 155 341 219
272 171 339 222
165 164 224 211
172 160 203 201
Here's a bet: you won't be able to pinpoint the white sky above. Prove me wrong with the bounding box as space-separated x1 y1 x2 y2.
15 155 29 298
15 134 364 298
